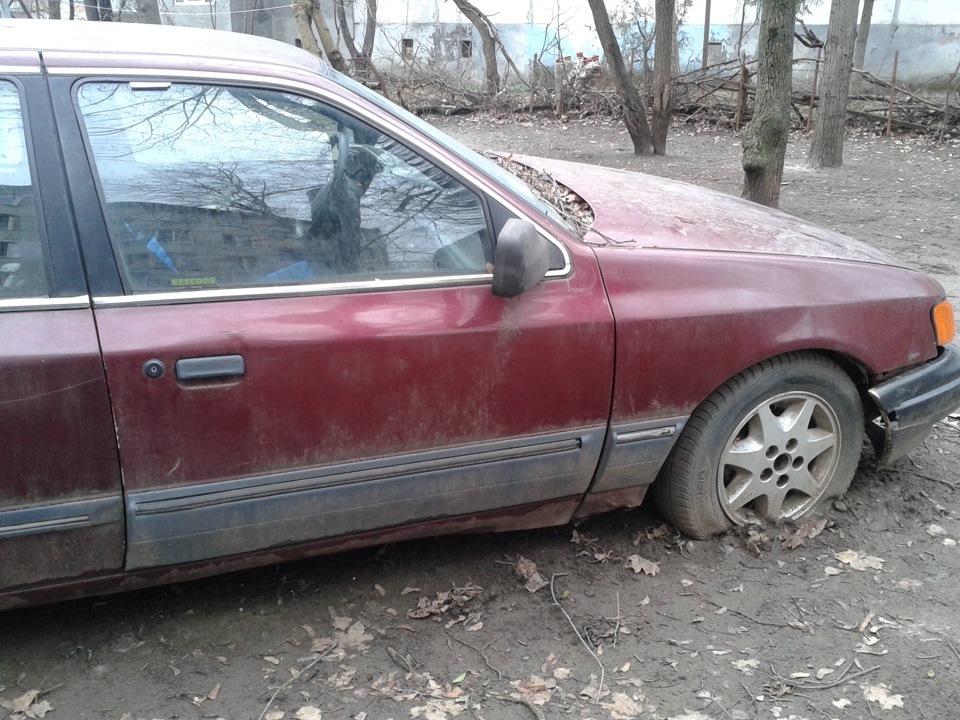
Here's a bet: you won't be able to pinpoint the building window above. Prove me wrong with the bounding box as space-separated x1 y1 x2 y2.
459 39 472 59
401 38 414 57
223 233 252 248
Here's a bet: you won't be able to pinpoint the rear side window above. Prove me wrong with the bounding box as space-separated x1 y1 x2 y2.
76 82 491 294
0 81 48 299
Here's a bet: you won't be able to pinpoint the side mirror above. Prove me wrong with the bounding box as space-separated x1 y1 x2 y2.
491 219 551 298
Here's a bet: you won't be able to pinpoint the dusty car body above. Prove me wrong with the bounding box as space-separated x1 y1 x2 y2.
1 21 958 610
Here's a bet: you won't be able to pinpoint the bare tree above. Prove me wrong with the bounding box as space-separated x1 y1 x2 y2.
808 0 858 168
651 0 676 154
741 0 798 207
333 0 387 87
851 0 874 94
292 0 348 73
587 0 654 154
47 0 60 19
450 0 500 93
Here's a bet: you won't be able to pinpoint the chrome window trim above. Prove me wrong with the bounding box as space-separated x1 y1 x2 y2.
63 65 572 305
93 274 492 308
0 295 90 312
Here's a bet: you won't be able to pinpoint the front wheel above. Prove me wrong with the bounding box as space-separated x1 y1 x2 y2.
653 352 863 539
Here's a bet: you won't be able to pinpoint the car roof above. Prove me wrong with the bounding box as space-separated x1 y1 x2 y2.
0 19 324 75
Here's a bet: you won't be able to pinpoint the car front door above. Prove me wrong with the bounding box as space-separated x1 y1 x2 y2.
0 72 124 599
63 76 614 570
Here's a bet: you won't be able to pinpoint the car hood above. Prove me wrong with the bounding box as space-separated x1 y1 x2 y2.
513 155 900 266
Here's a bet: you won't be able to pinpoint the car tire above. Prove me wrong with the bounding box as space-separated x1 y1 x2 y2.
652 352 863 539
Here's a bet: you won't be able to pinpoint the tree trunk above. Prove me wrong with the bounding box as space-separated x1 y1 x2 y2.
741 0 798 208
361 0 377 60
808 0 858 168
651 0 676 155
292 0 348 73
293 0 324 56
335 0 361 63
450 0 499 94
587 0 654 154
47 0 61 19
135 0 161 24
83 0 112 21
850 0 874 94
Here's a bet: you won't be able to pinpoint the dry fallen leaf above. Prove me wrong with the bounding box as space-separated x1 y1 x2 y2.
863 683 904 709
509 676 556 706
779 517 828 549
410 697 467 719
836 550 885 571
624 554 660 576
600 691 648 719
294 707 322 720
0 690 40 714
0 691 54 720
336 622 373 652
328 608 353 631
515 556 548 593
329 666 356 688
263 656 281 665
731 659 760 675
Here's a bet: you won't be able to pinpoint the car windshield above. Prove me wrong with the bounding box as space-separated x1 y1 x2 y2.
331 70 577 234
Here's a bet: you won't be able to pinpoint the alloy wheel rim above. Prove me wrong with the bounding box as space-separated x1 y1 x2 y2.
717 391 841 525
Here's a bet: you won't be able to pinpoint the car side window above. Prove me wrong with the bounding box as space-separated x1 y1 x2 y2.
0 81 49 299
76 82 492 294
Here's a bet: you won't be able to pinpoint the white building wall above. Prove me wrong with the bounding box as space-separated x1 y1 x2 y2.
155 0 960 85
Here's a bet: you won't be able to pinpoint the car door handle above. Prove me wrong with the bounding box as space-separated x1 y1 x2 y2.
175 355 245 381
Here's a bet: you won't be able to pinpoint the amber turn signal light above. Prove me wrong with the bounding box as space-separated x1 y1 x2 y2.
933 300 956 346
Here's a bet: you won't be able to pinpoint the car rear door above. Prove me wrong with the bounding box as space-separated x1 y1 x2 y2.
0 63 123 596
53 73 614 570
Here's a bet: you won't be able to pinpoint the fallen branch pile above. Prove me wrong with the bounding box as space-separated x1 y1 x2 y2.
392 54 959 142
672 58 960 140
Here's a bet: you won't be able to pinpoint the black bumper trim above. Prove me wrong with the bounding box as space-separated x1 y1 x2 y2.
867 344 960 466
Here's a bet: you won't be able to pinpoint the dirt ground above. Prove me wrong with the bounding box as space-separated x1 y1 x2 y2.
2 117 960 720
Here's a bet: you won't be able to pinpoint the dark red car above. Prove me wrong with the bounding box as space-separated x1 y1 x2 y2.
1 21 958 610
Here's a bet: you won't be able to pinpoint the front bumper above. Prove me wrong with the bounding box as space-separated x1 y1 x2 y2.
867 344 960 466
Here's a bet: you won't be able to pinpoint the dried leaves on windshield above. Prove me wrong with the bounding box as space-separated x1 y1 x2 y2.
487 153 595 234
